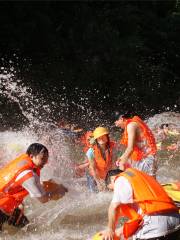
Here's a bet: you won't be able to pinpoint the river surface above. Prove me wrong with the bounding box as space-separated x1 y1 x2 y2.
0 72 180 240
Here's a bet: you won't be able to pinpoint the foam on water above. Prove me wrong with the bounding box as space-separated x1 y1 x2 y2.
0 69 180 239
0 118 179 240
147 112 180 130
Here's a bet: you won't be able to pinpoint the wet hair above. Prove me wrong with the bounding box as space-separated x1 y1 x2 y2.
96 135 111 157
160 123 169 129
115 113 132 121
26 143 49 157
105 169 123 186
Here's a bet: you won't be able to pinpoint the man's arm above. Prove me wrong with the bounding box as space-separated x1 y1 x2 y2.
100 177 133 240
118 122 137 170
21 172 66 203
100 202 120 240
108 202 120 232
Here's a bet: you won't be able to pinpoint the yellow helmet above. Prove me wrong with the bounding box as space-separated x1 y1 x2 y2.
93 127 109 139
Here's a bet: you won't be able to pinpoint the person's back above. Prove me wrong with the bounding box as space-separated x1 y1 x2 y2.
115 115 157 176
99 168 180 240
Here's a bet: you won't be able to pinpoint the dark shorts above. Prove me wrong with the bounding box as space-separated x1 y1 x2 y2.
0 208 29 230
136 227 180 240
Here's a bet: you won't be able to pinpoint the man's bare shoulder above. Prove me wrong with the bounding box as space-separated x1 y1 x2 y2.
127 121 138 130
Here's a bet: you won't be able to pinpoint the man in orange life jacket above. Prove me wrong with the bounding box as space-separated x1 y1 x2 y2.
99 168 180 240
115 115 157 176
0 143 67 231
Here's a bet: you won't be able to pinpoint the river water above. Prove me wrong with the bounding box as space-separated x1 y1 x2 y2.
0 71 180 240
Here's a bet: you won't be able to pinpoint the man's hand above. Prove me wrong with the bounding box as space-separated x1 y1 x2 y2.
116 158 126 171
118 161 125 171
116 226 123 238
99 228 114 240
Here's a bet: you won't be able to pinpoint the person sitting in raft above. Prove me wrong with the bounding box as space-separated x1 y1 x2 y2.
115 115 157 177
157 124 170 141
98 168 180 240
157 123 180 139
0 143 68 231
86 127 117 192
156 124 180 151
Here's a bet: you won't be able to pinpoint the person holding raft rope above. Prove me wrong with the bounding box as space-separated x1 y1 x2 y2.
85 127 118 192
94 168 180 240
0 143 67 231
115 115 157 177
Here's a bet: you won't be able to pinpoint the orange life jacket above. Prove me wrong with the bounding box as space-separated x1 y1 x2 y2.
115 168 178 239
120 116 157 161
80 131 93 153
0 154 40 214
89 142 115 179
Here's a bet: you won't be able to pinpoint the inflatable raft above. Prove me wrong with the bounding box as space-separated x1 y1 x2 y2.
162 182 180 207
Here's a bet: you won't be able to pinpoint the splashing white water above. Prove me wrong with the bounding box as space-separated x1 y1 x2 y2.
0 68 180 240
0 72 53 127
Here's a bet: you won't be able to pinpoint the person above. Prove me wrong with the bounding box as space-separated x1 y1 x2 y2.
99 168 180 240
86 127 117 192
80 131 95 153
157 124 170 140
156 124 180 151
57 119 83 141
0 143 67 231
115 115 157 176
74 131 94 178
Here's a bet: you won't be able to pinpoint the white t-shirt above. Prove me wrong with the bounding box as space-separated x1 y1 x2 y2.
112 176 180 239
16 170 46 198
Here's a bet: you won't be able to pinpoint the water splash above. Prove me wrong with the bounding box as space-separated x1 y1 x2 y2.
0 66 180 240
0 70 53 128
